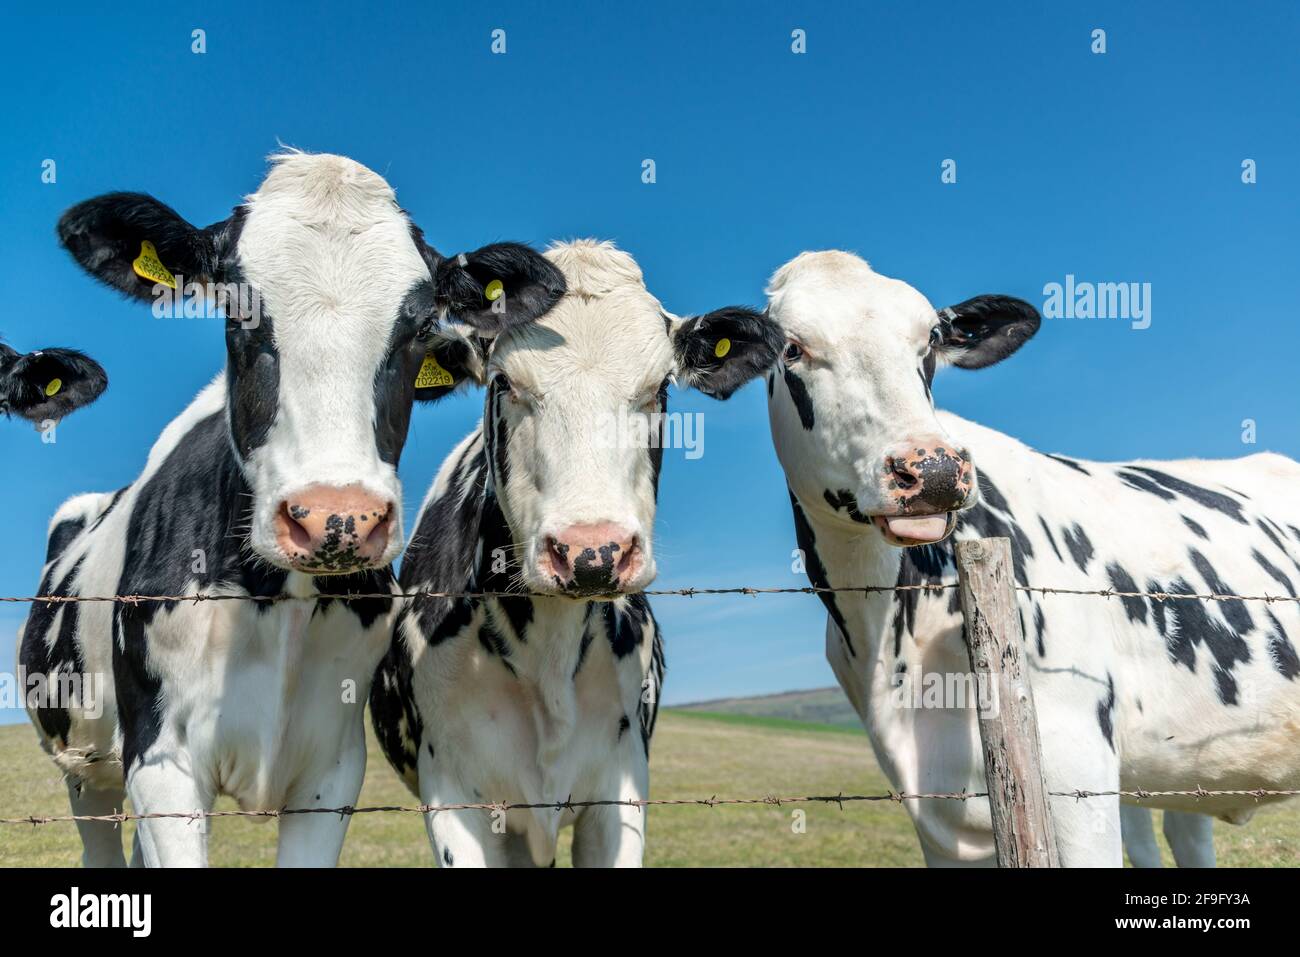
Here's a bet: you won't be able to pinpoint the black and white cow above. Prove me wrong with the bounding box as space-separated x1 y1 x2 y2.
1 341 106 424
20 151 564 867
762 250 1300 867
370 239 778 867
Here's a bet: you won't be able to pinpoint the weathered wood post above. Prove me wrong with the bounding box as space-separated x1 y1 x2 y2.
955 536 1059 867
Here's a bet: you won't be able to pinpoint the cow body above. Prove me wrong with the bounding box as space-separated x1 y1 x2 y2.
802 413 1300 865
24 384 393 866
371 431 663 867
370 240 777 867
763 250 1300 866
21 152 563 866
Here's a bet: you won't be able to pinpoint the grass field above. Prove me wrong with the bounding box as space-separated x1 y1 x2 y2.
2 712 1297 867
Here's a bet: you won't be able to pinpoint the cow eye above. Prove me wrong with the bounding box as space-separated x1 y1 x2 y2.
928 325 945 349
491 371 531 407
782 341 804 364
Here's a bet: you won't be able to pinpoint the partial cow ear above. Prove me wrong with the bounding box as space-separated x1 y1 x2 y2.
57 192 226 303
412 333 490 403
431 242 566 335
0 347 108 423
673 306 782 399
936 295 1040 369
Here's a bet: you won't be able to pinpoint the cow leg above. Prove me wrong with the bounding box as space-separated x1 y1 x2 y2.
1120 805 1164 868
126 750 211 867
1163 811 1215 868
1042 732 1123 867
418 752 504 867
571 764 648 868
66 781 127 868
276 727 367 867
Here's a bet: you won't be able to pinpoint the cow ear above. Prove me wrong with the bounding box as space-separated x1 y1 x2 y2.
431 242 565 335
58 192 228 303
936 295 1040 370
412 334 489 403
1 348 108 423
673 306 781 399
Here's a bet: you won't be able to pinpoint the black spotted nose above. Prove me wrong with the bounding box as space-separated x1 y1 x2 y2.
884 440 974 512
541 523 643 595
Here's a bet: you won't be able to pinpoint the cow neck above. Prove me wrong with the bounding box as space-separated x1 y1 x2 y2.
792 490 905 665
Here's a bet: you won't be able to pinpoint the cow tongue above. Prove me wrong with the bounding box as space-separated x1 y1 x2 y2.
884 515 949 543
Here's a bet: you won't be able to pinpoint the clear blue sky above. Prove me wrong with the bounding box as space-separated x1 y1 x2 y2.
2 2 1297 722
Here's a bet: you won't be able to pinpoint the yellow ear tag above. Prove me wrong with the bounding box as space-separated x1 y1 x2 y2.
714 337 732 359
484 279 505 302
132 240 176 289
414 353 455 389
45 378 63 397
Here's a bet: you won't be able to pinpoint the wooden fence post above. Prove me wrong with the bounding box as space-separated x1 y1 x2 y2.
955 536 1060 867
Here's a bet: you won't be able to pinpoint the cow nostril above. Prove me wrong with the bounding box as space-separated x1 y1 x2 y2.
616 537 641 577
364 510 392 552
281 503 313 551
545 536 571 574
888 457 919 490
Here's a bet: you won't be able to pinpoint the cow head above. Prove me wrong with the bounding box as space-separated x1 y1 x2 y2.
431 240 780 597
765 251 1039 546
0 342 107 424
57 151 563 574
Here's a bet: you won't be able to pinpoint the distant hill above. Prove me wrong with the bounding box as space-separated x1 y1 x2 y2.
674 686 862 730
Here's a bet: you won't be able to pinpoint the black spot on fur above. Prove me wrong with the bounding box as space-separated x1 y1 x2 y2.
1117 469 1177 502
1038 516 1063 562
1147 577 1251 705
790 491 854 656
1060 523 1094 573
1097 674 1116 751
1128 467 1247 524
891 543 952 657
1106 563 1147 624
1189 548 1253 635
976 471 1010 513
1252 549 1296 597
783 367 815 430
1043 452 1090 475
1265 612 1300 680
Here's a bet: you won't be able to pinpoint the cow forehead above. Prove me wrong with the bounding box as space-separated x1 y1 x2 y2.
496 289 674 391
768 251 936 345
495 240 673 391
236 153 429 341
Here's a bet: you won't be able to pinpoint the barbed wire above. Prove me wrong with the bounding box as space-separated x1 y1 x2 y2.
2 582 1298 605
5 786 1299 828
